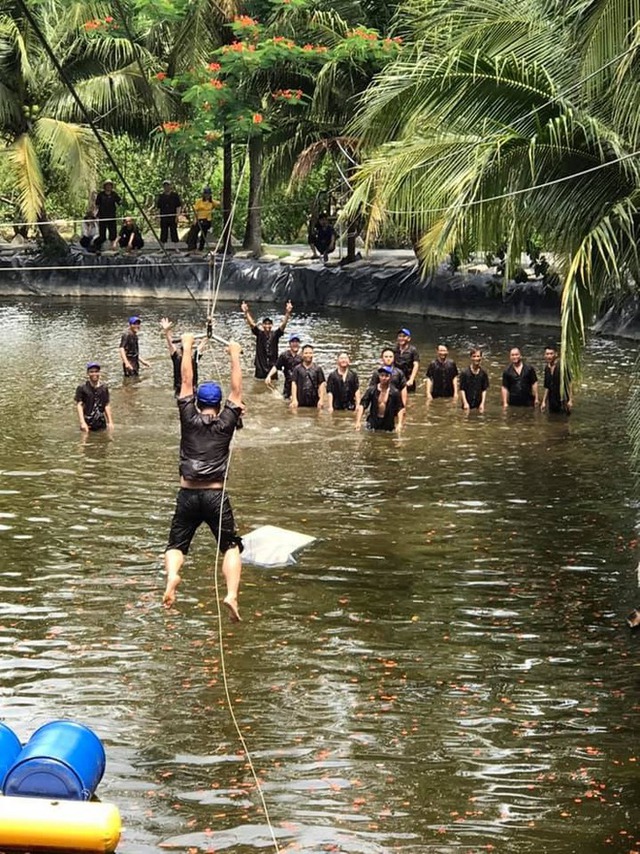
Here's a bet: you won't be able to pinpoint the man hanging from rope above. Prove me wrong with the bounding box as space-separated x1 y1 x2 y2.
163 334 244 620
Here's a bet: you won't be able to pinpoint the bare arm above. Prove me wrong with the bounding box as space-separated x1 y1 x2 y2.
317 381 326 409
76 401 89 431
395 405 405 432
265 365 277 387
501 384 509 408
227 340 242 406
425 377 433 400
105 403 114 430
160 317 177 355
409 360 420 387
290 378 299 409
180 334 195 398
354 403 364 430
279 300 293 332
460 388 470 410
479 389 487 413
541 388 549 411
452 375 460 401
240 301 256 329
532 381 539 406
119 346 132 371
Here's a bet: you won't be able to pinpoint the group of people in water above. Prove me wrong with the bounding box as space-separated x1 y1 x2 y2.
73 303 572 620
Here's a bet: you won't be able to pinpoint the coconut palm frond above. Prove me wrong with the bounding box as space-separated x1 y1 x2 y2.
7 132 44 223
33 117 100 189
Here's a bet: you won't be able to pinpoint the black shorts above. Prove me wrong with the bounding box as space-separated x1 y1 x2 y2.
166 488 243 555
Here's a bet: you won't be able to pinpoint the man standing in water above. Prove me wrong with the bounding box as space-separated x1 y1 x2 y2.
163 334 244 619
241 300 293 379
290 345 326 409
501 347 538 408
356 366 405 432
265 333 302 400
326 352 360 411
459 348 489 412
75 362 114 432
541 345 573 414
426 343 459 403
119 316 150 378
394 328 420 393
369 347 407 405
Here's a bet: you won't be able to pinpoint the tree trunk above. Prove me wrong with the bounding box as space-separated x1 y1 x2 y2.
242 134 262 258
222 128 233 255
38 211 69 256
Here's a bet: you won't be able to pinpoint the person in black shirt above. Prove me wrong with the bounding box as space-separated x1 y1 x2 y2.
501 348 539 408
426 344 459 401
241 299 293 378
459 348 489 412
265 333 302 399
119 316 150 377
117 216 144 250
356 366 405 432
394 328 420 392
163 336 244 619
541 346 573 414
156 180 182 243
160 317 207 395
93 180 121 251
326 352 360 411
308 213 336 262
369 347 408 406
290 345 326 408
75 362 113 432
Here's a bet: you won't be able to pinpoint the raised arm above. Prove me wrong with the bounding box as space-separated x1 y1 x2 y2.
180 333 195 398
279 300 293 332
160 317 177 355
240 301 257 329
227 340 242 406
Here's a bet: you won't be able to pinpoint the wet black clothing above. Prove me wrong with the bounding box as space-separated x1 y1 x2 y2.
119 330 140 376
394 344 420 390
156 190 182 242
251 325 284 379
544 363 571 413
360 385 404 431
171 350 200 396
74 381 109 430
273 350 302 399
166 488 242 555
93 190 121 248
177 395 242 482
326 368 359 410
291 363 325 407
459 367 489 409
426 358 459 398
502 363 538 406
369 366 406 393
309 222 335 253
117 224 144 250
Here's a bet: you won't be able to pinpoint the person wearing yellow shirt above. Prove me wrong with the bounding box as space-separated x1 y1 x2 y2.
191 187 219 251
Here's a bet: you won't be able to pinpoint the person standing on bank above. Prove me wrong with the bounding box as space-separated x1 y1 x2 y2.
93 180 121 251
75 362 114 432
190 187 219 251
265 333 302 399
290 345 326 409
394 328 420 393
241 300 293 379
119 316 150 378
163 335 244 618
326 352 360 411
541 345 573 414
426 344 459 403
160 317 207 396
356 365 405 432
501 347 539 408
459 349 489 413
156 180 182 244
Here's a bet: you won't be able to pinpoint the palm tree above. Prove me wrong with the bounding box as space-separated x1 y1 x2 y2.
345 0 640 380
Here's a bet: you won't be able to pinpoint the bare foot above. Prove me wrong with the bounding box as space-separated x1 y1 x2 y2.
163 574 181 608
223 595 241 622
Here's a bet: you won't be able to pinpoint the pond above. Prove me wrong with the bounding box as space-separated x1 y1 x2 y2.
0 296 638 854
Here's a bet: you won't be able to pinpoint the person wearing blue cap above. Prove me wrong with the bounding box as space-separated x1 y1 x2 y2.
119 316 149 377
163 335 244 619
355 365 405 432
394 328 420 393
241 299 293 379
74 362 113 432
265 332 302 399
369 347 408 406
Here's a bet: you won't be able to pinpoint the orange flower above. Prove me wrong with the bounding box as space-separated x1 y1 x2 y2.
209 78 225 89
155 71 166 80
208 62 221 71
253 113 263 124
234 15 257 26
104 15 113 23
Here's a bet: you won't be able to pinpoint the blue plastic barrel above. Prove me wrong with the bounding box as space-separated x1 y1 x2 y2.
0 722 22 787
3 720 106 801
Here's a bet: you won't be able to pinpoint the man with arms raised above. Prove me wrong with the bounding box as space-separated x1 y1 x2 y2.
163 334 244 620
241 300 293 379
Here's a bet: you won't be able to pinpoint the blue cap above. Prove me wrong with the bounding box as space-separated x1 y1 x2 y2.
197 381 222 407
289 333 301 342
129 315 141 325
398 327 411 336
378 365 393 374
86 361 100 371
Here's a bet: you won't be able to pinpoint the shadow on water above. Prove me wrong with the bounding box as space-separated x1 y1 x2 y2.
0 297 639 852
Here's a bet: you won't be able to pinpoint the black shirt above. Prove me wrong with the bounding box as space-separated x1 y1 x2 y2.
291 363 326 407
251 325 284 379
310 223 335 251
157 191 182 217
459 367 489 409
274 350 302 398
74 381 109 430
171 350 200 396
394 344 420 385
360 385 404 431
426 358 459 398
369 366 406 393
502 363 538 406
544 363 571 412
178 395 242 482
95 190 121 219
326 368 359 410
119 330 140 372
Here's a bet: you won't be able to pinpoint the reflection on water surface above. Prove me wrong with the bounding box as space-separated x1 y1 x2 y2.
0 297 639 853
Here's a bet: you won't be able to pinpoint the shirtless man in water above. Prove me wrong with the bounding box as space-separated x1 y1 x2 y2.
163 334 244 619
355 365 405 432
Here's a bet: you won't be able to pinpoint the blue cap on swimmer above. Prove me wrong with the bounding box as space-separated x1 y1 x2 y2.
378 365 393 374
289 333 301 342
398 327 411 336
128 315 141 325
197 381 223 407
86 361 100 370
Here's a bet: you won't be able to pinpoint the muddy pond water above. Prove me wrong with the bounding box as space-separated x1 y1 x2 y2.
0 297 639 853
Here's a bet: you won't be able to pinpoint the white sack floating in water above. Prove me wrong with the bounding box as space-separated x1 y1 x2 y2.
242 525 316 567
